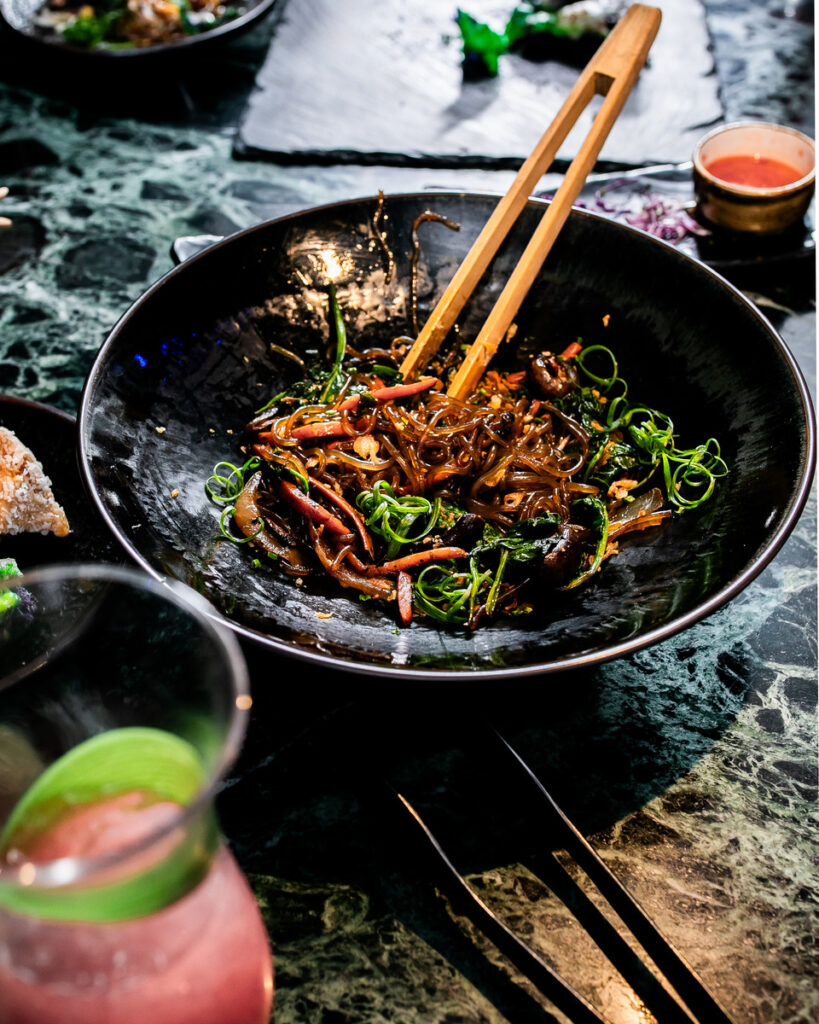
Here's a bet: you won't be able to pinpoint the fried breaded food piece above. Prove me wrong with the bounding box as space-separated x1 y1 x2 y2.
0 427 70 537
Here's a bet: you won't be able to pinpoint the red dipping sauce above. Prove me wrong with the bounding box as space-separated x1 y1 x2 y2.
704 154 804 188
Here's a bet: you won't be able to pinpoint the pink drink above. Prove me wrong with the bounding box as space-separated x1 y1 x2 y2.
0 794 273 1024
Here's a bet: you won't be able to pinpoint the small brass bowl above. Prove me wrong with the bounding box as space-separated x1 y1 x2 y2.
693 122 815 234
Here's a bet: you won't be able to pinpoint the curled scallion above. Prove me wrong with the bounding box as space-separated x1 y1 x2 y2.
218 505 263 544
356 480 441 560
413 561 492 625
207 456 264 544
206 457 260 505
568 346 728 512
575 345 619 390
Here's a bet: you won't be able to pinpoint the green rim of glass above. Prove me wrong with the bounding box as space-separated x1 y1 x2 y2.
0 728 218 922
0 564 251 923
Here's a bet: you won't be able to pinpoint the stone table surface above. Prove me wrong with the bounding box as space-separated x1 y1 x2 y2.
0 0 815 1022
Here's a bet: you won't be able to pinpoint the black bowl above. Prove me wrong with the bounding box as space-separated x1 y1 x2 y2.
0 0 277 59
79 193 816 679
0 395 119 570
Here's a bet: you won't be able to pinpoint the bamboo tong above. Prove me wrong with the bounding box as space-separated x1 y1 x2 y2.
399 4 662 402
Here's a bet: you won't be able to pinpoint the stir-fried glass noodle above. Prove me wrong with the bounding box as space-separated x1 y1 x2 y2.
208 242 727 629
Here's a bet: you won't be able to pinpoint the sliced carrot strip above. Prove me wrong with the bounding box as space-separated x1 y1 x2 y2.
279 481 354 539
370 377 439 401
397 571 413 624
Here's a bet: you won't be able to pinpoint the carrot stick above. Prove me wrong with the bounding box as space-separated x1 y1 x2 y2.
370 377 439 401
308 476 375 558
560 341 583 359
279 481 355 539
397 571 413 624
377 547 467 574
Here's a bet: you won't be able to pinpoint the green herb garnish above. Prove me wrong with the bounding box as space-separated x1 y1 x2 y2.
206 456 263 543
558 345 728 511
369 364 403 382
319 283 348 404
564 496 609 589
205 457 260 506
413 560 492 625
356 480 441 560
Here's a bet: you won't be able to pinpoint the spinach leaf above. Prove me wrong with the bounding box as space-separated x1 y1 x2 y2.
465 514 562 618
564 496 609 589
473 514 562 565
319 283 348 403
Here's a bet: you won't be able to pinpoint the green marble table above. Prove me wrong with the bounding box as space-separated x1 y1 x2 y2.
0 1 815 1021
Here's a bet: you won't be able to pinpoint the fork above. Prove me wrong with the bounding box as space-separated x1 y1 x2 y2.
389 725 735 1024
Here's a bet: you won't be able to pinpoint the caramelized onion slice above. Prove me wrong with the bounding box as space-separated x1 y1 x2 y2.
608 487 672 539
309 524 394 599
234 473 310 573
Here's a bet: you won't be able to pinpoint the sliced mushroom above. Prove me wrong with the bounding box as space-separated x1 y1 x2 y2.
529 352 579 400
540 522 589 586
440 512 484 550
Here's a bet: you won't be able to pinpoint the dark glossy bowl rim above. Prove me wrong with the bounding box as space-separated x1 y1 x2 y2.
79 191 818 680
0 0 277 58
0 393 75 426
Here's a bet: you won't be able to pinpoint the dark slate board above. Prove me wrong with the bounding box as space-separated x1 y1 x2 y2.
236 0 723 168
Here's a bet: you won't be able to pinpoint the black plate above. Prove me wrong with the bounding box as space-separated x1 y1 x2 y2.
1 395 119 571
78 193 816 679
0 0 277 59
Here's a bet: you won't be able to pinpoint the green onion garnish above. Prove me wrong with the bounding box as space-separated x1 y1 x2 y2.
413 560 492 625
205 457 260 505
319 283 348 404
356 480 441 560
563 345 728 512
206 456 264 544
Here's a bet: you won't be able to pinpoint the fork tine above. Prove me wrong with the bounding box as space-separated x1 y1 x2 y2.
393 789 613 1024
391 782 696 1024
492 729 736 1024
